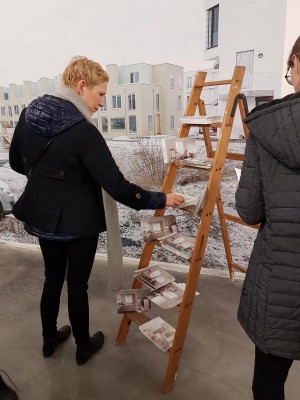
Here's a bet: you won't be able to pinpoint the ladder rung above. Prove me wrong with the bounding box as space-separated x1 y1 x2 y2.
222 213 259 229
210 151 245 161
181 122 222 128
195 79 232 87
126 312 151 326
231 262 247 273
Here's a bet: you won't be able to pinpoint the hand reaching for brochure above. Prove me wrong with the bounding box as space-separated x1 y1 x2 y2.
165 194 185 208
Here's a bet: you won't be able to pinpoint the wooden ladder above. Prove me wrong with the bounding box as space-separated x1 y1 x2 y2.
116 66 252 392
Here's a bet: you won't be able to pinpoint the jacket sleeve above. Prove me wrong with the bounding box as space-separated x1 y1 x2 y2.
235 131 265 225
9 109 26 175
80 124 166 211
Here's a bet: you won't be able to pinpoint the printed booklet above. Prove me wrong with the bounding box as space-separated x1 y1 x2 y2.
139 316 175 352
180 115 223 125
133 264 175 290
177 186 207 215
116 288 151 313
161 137 196 164
140 215 177 242
146 282 185 309
180 157 213 169
159 233 196 260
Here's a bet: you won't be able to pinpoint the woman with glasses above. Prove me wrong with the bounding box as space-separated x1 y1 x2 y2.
235 35 300 400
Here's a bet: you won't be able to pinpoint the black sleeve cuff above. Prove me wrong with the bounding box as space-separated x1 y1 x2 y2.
146 192 166 209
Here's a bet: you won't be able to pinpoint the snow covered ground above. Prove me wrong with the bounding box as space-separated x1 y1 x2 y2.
0 138 257 272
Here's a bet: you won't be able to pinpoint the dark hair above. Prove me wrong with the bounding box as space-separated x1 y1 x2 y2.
287 35 300 69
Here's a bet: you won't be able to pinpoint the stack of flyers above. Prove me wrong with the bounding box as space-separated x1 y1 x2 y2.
133 264 175 290
139 317 175 352
146 282 185 309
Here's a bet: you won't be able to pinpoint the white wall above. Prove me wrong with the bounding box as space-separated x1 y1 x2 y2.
203 0 300 138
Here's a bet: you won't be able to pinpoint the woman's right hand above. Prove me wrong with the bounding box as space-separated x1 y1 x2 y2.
165 193 184 208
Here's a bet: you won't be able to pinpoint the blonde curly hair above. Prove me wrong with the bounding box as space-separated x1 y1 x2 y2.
61 56 109 88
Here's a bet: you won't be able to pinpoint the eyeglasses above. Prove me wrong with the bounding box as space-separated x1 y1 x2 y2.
285 67 292 85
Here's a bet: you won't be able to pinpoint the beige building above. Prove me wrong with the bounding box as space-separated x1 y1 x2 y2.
0 62 183 139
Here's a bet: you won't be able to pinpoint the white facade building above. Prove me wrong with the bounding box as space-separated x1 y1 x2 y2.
100 63 183 138
0 62 183 139
191 0 300 138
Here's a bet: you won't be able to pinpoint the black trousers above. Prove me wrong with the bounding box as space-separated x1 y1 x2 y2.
39 235 99 345
252 346 293 400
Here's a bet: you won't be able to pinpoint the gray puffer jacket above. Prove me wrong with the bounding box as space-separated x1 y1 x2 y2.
236 92 300 360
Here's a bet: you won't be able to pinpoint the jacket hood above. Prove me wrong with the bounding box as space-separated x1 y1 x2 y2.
25 94 84 138
244 92 300 169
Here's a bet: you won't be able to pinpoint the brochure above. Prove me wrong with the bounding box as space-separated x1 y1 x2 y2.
140 215 177 242
139 317 175 352
147 282 185 309
161 137 196 164
159 233 196 260
180 115 223 125
133 264 175 290
117 288 151 313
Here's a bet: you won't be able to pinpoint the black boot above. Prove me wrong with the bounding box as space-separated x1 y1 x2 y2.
43 325 72 357
0 372 19 400
76 331 104 365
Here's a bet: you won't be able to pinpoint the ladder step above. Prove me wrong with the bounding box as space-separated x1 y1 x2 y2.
195 79 232 87
231 262 247 273
125 311 150 326
223 213 259 229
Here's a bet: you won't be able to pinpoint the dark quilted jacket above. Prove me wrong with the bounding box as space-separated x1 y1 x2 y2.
9 95 166 235
235 92 300 360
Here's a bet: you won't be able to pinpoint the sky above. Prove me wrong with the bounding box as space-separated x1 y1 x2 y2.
0 0 208 87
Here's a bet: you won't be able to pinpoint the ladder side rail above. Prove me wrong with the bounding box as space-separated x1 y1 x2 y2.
162 66 246 393
216 190 235 280
198 99 213 157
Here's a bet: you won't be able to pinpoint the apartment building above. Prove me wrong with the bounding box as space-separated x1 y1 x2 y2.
183 0 299 138
100 63 183 138
0 62 183 139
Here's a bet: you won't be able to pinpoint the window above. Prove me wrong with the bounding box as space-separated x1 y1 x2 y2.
128 94 136 110
1 107 5 116
177 95 181 110
206 5 219 49
111 118 125 130
21 104 26 110
178 75 182 90
14 105 19 115
156 94 160 111
186 76 192 89
170 115 174 130
170 73 175 89
4 93 8 100
112 95 121 109
130 71 139 83
148 115 153 130
101 96 107 111
8 106 12 117
129 116 136 133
